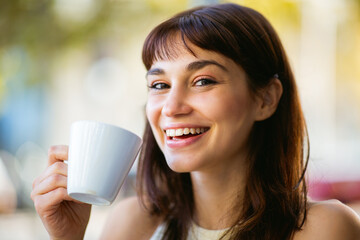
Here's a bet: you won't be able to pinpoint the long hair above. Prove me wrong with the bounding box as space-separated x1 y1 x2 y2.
137 3 309 240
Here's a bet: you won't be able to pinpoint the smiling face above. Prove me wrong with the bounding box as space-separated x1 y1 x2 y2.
145 42 262 173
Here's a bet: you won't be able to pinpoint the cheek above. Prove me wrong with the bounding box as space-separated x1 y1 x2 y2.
146 97 163 125
224 87 255 120
193 90 252 122
226 94 253 121
146 97 165 147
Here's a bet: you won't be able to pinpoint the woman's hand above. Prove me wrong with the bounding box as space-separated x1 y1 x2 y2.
31 145 92 240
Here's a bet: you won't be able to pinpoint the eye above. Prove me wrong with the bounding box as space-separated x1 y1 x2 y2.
194 78 217 86
148 82 170 90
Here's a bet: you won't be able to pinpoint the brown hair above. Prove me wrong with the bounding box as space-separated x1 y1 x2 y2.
137 3 309 240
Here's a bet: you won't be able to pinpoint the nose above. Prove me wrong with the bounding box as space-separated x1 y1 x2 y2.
161 88 192 117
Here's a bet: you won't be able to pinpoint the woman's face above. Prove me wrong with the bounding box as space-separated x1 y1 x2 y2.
146 42 261 173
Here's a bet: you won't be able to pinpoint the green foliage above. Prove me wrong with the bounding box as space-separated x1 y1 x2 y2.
0 0 112 50
0 0 115 88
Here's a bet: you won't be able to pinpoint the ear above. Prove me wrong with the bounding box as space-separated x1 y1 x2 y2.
254 78 283 121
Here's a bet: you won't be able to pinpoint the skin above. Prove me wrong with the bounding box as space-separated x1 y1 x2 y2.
31 145 91 240
31 42 360 239
145 41 282 229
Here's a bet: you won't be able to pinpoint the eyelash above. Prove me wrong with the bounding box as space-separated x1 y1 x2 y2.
148 78 217 90
194 78 217 86
147 82 170 90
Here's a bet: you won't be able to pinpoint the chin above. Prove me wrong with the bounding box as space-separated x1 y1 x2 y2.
164 154 204 173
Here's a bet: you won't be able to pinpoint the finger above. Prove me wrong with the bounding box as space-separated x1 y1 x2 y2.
33 188 88 214
48 145 69 167
33 161 68 189
33 187 76 213
31 173 67 199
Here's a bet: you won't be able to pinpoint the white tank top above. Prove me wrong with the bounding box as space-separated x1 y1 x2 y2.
150 222 230 240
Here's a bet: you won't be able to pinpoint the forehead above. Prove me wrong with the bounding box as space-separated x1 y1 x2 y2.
144 28 237 72
149 33 193 64
145 33 248 80
149 36 229 68
149 48 236 76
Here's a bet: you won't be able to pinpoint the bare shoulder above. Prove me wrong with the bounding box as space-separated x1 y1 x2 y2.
294 199 360 240
100 196 162 240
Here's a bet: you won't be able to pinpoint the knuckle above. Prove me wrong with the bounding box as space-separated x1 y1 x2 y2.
52 161 64 172
48 145 66 157
48 145 57 156
48 145 69 163
33 198 42 212
30 191 35 201
32 177 39 189
54 188 67 199
49 174 63 185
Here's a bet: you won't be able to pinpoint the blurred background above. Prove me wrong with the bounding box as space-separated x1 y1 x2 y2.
0 0 359 239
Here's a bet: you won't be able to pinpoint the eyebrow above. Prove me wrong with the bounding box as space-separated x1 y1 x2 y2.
146 68 165 77
146 60 228 77
187 60 228 72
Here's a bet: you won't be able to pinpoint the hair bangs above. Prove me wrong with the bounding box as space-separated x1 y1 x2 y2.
180 11 239 58
139 3 309 240
142 21 187 70
142 6 240 71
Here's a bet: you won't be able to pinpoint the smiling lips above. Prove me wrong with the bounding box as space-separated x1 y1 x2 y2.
163 127 209 148
165 127 208 137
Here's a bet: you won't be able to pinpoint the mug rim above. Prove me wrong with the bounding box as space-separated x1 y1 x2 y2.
71 120 142 140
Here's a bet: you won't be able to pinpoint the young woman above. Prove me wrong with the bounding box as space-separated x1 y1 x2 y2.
31 3 360 240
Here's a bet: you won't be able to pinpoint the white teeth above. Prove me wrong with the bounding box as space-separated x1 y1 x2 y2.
165 127 207 137
169 129 176 137
175 129 183 136
184 128 190 135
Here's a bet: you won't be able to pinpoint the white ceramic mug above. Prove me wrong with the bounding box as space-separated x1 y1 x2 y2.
67 121 142 205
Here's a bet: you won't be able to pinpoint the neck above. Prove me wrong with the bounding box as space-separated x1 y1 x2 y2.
190 158 247 230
